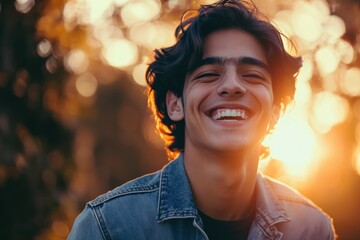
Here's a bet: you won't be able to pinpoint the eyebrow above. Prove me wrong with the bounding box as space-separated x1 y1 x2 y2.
196 56 270 71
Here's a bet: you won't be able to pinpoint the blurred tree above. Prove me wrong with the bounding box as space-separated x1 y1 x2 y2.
0 0 72 239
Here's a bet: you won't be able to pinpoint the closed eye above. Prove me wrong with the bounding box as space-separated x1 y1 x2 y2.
243 74 265 80
243 73 268 81
195 72 220 80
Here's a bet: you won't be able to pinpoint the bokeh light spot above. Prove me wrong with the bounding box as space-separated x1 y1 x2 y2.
101 39 138 68
64 49 89 74
52 220 69 238
168 0 187 9
92 23 124 45
121 0 161 27
340 67 360 97
114 0 129 7
336 40 355 64
37 39 52 57
315 46 340 75
46 56 60 73
311 91 349 133
15 0 35 13
132 63 148 86
81 0 114 25
63 1 80 30
75 73 98 97
273 10 294 37
129 22 175 49
323 15 346 43
291 12 322 43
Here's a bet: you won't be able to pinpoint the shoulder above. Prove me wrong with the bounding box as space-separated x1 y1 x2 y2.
262 175 325 213
262 175 315 205
261 175 336 239
68 172 160 239
68 171 163 239
89 170 161 207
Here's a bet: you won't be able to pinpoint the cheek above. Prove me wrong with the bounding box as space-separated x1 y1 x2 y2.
248 83 272 98
184 84 213 107
258 85 274 104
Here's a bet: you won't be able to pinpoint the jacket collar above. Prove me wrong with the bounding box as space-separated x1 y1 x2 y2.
255 174 290 225
156 153 290 227
157 153 198 222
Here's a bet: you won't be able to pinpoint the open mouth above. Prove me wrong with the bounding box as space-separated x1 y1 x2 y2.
210 108 249 121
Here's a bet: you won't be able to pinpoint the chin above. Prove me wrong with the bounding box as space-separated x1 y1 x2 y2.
212 142 251 153
210 138 261 154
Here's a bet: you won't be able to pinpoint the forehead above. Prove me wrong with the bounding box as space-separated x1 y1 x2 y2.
202 28 267 64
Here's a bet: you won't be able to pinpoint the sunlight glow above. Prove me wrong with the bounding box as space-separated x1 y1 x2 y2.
101 39 138 68
267 110 317 180
311 91 350 133
75 73 98 97
294 82 312 105
296 58 313 83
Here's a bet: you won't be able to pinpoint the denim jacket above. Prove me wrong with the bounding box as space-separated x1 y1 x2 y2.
68 154 335 240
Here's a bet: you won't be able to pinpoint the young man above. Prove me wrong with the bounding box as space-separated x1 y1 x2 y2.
68 0 336 239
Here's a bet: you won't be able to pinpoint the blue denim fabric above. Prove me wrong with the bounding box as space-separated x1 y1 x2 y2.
68 154 335 240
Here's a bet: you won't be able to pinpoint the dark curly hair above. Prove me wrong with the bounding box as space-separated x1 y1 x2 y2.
146 0 302 159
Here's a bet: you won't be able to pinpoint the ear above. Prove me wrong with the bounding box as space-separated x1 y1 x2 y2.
166 91 184 121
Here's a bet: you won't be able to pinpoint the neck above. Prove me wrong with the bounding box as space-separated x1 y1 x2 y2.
183 147 259 221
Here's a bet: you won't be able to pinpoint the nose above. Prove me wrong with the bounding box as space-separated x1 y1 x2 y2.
217 70 246 97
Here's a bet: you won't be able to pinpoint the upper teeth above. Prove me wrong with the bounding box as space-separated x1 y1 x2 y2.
212 109 247 120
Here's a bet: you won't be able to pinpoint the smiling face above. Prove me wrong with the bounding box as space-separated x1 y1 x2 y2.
166 28 275 157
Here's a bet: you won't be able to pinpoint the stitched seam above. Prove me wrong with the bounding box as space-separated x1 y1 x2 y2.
91 205 111 240
90 187 159 207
